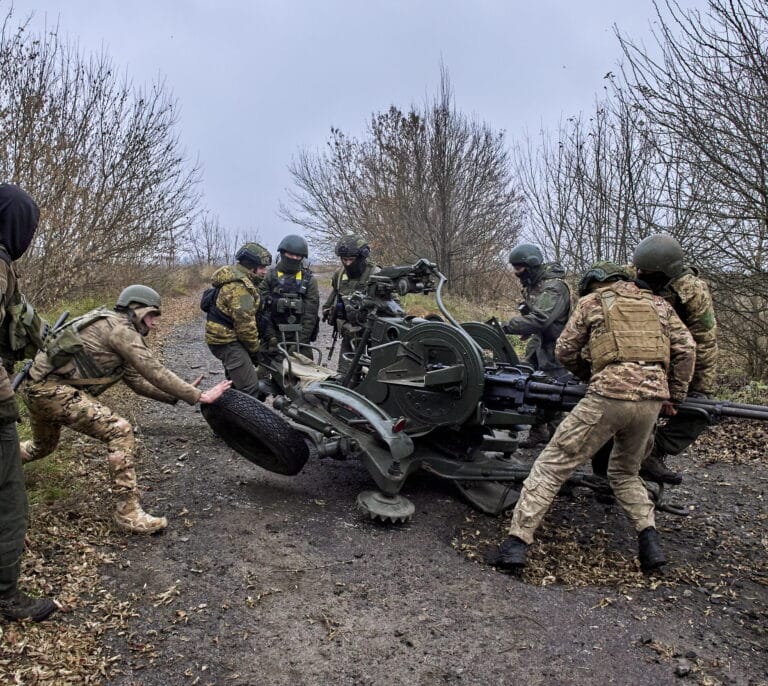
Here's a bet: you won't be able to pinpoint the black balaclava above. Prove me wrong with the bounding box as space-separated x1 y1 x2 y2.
345 256 367 279
278 252 303 274
515 264 541 288
0 183 40 260
637 271 670 293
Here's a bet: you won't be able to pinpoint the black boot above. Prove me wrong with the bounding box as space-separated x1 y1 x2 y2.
486 536 528 570
639 451 682 485
0 589 58 622
638 527 667 573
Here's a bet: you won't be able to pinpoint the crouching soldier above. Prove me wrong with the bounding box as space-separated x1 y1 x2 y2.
204 242 271 396
489 262 695 573
20 285 231 534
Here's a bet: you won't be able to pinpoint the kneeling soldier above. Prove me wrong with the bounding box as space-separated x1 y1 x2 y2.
490 262 695 573
20 285 230 534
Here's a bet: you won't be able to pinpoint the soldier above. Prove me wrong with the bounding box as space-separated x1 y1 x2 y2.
258 234 320 357
0 183 57 621
632 234 718 485
322 234 379 374
20 285 231 534
489 261 695 573
503 243 572 447
204 242 271 397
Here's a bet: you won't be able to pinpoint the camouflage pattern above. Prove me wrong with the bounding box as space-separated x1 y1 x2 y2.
657 269 718 395
204 264 262 353
259 264 320 346
508 392 660 542
28 310 201 404
21 306 203 532
0 259 18 402
556 281 696 402
335 234 370 258
323 261 379 314
506 262 572 378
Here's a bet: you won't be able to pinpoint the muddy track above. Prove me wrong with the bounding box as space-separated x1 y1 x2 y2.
102 309 768 686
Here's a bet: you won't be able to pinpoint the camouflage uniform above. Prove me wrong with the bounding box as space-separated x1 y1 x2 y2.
323 261 379 372
652 268 718 456
204 264 262 396
507 280 695 544
258 261 320 352
21 309 202 534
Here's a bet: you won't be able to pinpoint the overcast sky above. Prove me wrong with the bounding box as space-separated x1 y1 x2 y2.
8 0 709 252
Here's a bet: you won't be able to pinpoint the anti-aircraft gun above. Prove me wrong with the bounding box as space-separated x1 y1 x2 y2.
202 259 768 523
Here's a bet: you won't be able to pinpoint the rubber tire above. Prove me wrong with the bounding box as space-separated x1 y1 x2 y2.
201 389 309 475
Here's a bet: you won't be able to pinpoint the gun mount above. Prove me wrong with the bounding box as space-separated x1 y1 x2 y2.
202 259 768 524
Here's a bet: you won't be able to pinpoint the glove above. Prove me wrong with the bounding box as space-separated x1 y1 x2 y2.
321 307 331 323
501 324 513 335
0 396 20 425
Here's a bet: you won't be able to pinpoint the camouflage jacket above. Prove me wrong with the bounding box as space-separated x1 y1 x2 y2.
204 264 261 353
506 262 572 377
323 261 380 322
258 263 320 345
658 269 718 395
556 281 695 402
0 259 18 402
29 310 201 404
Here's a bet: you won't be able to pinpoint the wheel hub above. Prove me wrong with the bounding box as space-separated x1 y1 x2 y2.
356 490 415 523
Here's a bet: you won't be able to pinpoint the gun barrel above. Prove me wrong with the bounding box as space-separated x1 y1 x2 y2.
679 401 768 420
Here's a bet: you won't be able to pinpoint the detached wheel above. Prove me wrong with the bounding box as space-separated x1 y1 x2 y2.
201 389 309 475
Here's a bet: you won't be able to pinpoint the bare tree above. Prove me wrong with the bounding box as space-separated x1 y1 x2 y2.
282 68 524 298
617 0 768 375
0 7 200 304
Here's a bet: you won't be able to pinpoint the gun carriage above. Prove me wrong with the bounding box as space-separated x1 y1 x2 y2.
202 260 767 523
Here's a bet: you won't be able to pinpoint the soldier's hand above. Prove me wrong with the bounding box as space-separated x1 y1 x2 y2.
199 379 232 404
501 324 513 335
660 400 678 417
191 374 205 387
321 307 331 323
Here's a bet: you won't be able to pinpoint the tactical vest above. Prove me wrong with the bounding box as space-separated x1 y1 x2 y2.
42 308 125 394
264 268 313 325
589 285 670 373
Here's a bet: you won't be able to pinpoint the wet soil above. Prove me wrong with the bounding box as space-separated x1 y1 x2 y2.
102 308 768 686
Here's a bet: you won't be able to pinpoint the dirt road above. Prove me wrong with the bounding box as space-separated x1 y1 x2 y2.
100 309 767 686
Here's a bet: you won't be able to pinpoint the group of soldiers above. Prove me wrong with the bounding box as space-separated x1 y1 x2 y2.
490 239 717 573
0 178 717 621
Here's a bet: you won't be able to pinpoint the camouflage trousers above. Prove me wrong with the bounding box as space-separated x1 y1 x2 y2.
508 392 660 544
21 379 138 499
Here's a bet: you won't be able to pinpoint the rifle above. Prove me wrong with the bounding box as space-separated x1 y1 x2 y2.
327 322 339 362
12 310 70 392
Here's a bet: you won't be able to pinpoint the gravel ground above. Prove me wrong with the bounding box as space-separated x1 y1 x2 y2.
99 303 767 686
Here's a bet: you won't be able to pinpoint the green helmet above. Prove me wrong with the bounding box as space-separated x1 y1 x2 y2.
277 234 308 257
335 234 370 259
578 261 630 296
632 234 685 279
116 284 161 310
508 243 543 268
236 242 272 269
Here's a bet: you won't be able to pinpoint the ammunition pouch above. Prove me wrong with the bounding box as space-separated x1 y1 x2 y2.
0 293 49 361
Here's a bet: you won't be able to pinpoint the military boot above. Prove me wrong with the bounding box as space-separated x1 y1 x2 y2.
114 496 168 534
0 561 57 622
639 450 682 485
638 527 667 573
486 536 528 571
519 423 550 449
0 589 58 622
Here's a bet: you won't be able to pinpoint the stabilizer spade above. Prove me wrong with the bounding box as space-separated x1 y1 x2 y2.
357 490 415 524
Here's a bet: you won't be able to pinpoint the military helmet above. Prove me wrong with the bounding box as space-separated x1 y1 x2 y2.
578 261 630 296
632 234 685 279
508 243 543 268
116 284 161 311
277 234 308 257
335 234 370 259
236 242 272 269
